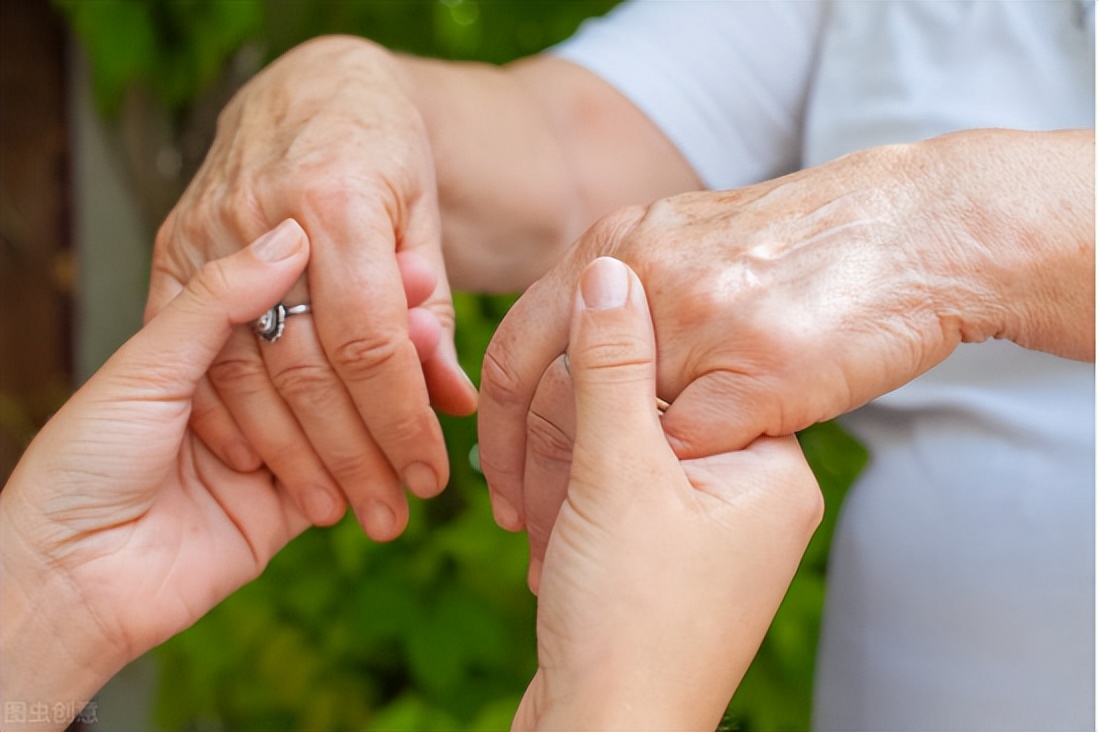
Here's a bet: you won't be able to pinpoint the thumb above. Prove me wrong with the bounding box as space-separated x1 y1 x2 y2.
104 219 309 396
568 257 663 468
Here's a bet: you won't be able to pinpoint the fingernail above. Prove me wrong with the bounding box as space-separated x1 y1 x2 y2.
252 219 303 262
491 489 523 531
402 461 440 498
363 500 396 540
302 488 337 525
580 256 630 310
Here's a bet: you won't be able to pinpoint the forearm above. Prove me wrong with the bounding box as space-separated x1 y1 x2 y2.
398 52 701 292
916 128 1095 361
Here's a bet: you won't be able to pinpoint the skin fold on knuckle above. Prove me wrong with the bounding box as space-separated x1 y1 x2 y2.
207 355 270 398
187 259 235 303
479 345 530 409
162 260 237 335
179 192 233 253
585 204 646 248
299 176 372 222
571 336 651 377
526 409 574 466
376 409 440 453
151 210 216 289
219 185 269 244
328 332 411 385
261 435 330 476
269 361 344 409
320 445 388 486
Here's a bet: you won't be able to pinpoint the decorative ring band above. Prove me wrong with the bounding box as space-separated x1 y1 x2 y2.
254 302 311 343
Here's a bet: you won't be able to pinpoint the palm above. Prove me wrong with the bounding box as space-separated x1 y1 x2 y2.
14 384 309 661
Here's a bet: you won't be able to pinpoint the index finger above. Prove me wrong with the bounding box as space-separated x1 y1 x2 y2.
301 192 448 498
478 270 573 530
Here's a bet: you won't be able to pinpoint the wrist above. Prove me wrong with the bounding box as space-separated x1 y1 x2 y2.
912 128 1095 360
396 54 585 292
0 486 127 718
524 661 728 732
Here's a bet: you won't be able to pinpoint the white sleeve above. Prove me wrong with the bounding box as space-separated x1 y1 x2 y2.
551 0 826 190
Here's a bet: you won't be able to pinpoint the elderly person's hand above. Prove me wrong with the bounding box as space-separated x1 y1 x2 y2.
148 36 478 541
479 128 1094 585
1 222 316 725
512 257 821 731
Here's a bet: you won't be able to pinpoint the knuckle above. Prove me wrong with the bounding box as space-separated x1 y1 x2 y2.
220 187 267 238
585 204 646 250
479 347 527 408
262 435 324 473
526 409 574 466
300 174 376 219
177 200 217 249
149 213 196 290
323 446 383 485
573 337 651 375
301 177 351 211
269 362 340 406
377 409 434 450
429 300 456 334
474 444 520 490
329 333 406 382
637 195 685 227
207 355 267 395
189 259 233 302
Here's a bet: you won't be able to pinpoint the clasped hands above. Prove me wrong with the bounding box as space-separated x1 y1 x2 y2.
143 37 1090 584
0 221 820 731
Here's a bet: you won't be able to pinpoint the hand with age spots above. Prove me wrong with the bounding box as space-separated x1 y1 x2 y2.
478 129 1094 590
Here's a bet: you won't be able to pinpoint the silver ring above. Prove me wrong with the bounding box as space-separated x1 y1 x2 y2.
254 302 311 343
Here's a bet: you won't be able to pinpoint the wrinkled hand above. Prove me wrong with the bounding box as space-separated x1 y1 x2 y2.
149 36 477 541
512 258 821 731
1 222 313 704
480 142 976 580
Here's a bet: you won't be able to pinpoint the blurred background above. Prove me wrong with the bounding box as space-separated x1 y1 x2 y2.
0 1 865 729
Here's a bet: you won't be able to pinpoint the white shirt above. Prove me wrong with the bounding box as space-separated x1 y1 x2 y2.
554 2 1096 730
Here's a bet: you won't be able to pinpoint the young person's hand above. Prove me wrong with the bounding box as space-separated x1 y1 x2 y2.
513 258 822 731
1 221 318 726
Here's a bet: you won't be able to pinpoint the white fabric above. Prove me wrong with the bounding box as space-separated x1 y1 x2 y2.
553 2 1096 731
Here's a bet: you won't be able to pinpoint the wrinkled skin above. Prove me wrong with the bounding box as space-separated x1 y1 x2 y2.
479 136 1055 587
147 37 477 541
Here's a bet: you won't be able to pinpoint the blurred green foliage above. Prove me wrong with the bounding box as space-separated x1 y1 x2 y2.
56 0 263 114
55 1 866 729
